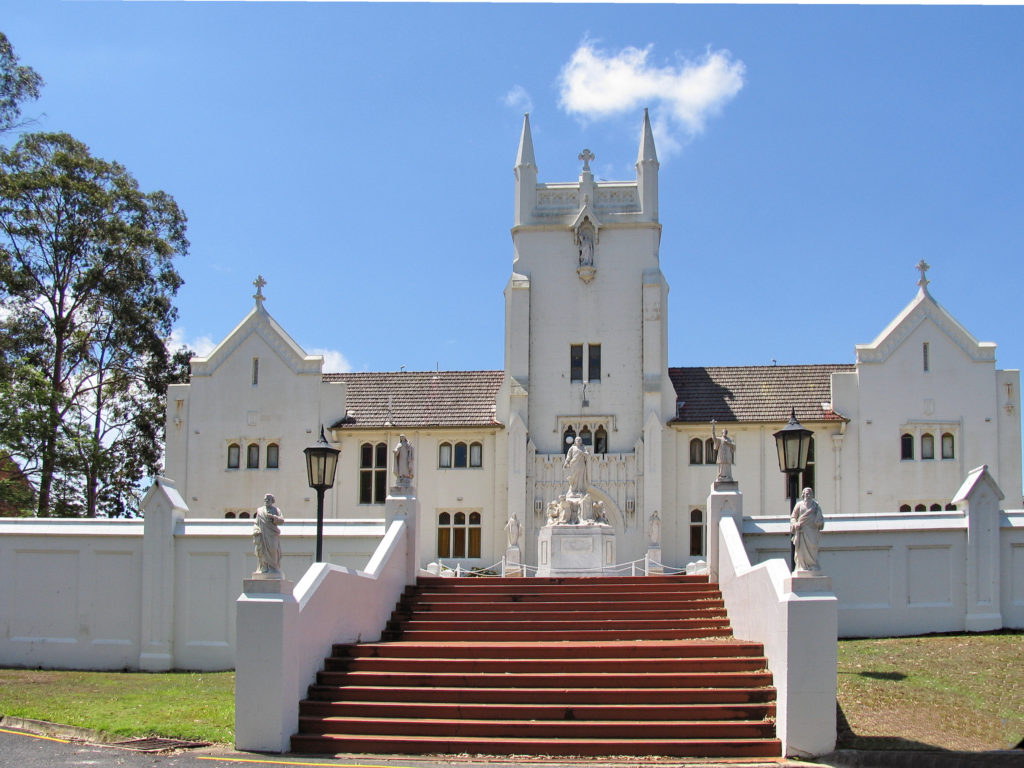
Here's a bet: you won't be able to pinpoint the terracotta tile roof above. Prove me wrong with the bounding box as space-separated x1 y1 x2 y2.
669 365 855 424
325 371 504 430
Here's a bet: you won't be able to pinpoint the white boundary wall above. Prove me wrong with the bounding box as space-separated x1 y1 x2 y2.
0 478 382 671
742 467 1024 637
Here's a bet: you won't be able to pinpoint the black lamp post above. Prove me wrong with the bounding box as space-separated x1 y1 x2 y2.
304 425 340 563
773 408 814 570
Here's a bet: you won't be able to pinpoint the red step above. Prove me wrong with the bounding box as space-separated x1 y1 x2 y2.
293 574 780 758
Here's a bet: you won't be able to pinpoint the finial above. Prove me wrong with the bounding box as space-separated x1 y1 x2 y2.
253 275 267 307
916 259 930 292
578 148 595 174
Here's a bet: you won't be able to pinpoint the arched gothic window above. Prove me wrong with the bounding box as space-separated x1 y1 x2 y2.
689 438 703 465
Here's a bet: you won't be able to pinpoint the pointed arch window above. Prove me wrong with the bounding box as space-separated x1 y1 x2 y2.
689 438 703 465
359 442 387 505
901 433 914 460
921 433 935 460
689 509 705 556
594 426 608 455
437 509 481 558
705 438 717 465
579 426 592 447
563 426 576 455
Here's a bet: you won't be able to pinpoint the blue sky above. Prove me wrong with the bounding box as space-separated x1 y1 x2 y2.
3 3 1023 379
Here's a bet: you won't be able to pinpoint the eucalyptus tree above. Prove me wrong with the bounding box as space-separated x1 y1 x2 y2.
0 132 188 516
0 31 43 135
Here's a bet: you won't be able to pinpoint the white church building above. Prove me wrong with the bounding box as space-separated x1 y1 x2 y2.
164 111 1022 578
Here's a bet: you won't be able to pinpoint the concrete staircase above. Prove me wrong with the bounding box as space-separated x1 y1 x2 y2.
291 574 781 758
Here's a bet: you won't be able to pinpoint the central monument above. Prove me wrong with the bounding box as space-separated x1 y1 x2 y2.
536 437 616 576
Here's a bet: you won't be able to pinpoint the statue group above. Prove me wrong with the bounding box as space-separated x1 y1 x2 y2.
543 437 610 526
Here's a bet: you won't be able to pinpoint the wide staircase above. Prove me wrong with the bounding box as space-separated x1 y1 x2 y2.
291 574 781 758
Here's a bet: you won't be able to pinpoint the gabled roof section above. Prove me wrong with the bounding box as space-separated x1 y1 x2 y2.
190 304 324 377
326 370 504 430
669 365 854 424
856 284 996 365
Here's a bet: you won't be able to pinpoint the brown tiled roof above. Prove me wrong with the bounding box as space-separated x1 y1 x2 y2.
669 365 854 424
325 371 504 430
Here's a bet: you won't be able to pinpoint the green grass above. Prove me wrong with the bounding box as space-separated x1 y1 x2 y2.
837 631 1024 751
0 669 234 744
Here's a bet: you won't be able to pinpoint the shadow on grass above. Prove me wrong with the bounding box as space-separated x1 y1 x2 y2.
831 702 1024 767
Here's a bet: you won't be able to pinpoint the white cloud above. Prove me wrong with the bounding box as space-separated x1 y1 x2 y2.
503 84 533 114
558 42 745 157
168 327 217 357
309 348 352 374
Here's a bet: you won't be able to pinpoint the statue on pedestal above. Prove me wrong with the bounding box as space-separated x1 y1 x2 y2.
253 493 284 577
392 434 415 488
790 487 825 572
504 513 521 549
710 420 736 482
563 436 589 495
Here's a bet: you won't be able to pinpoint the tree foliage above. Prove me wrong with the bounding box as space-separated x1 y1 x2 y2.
0 32 43 136
0 132 189 516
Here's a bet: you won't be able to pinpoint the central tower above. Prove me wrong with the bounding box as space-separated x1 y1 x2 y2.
499 111 676 565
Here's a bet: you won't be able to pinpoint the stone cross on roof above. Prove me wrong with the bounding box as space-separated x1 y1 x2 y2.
916 259 930 292
253 275 267 307
578 148 595 173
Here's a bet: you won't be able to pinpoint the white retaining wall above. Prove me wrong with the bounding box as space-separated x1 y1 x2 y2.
0 479 382 671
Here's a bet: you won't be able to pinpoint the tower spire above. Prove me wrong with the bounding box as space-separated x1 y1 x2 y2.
636 108 659 222
515 113 537 171
514 113 538 226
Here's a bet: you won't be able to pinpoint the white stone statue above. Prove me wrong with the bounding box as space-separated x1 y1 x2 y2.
579 226 595 267
253 493 284 577
545 499 561 527
563 436 589 495
504 513 521 549
649 510 661 547
710 420 736 482
790 487 825 572
392 434 415 487
592 499 609 525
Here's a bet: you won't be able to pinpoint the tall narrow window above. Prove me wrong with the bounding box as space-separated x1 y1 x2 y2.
689 438 703 465
266 443 279 469
594 426 608 455
689 509 705 556
921 433 935 460
227 443 240 469
563 426 576 454
570 344 584 382
454 442 468 468
468 512 482 557
437 512 451 557
247 443 259 469
901 433 914 460
359 441 387 504
705 438 717 465
588 344 601 382
579 426 592 447
252 357 259 386
801 437 816 491
941 433 955 459
923 342 930 372
469 442 483 468
438 442 452 468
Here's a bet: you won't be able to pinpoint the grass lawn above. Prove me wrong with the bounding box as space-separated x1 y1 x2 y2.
837 631 1024 751
0 632 1022 751
0 669 233 744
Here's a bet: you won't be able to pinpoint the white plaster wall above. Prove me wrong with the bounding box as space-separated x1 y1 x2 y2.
743 512 1001 637
1001 511 1024 628
856 321 1002 512
0 517 381 670
166 324 345 520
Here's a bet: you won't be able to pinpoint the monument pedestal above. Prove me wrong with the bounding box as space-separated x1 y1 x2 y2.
505 545 523 577
646 546 664 573
537 524 616 577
